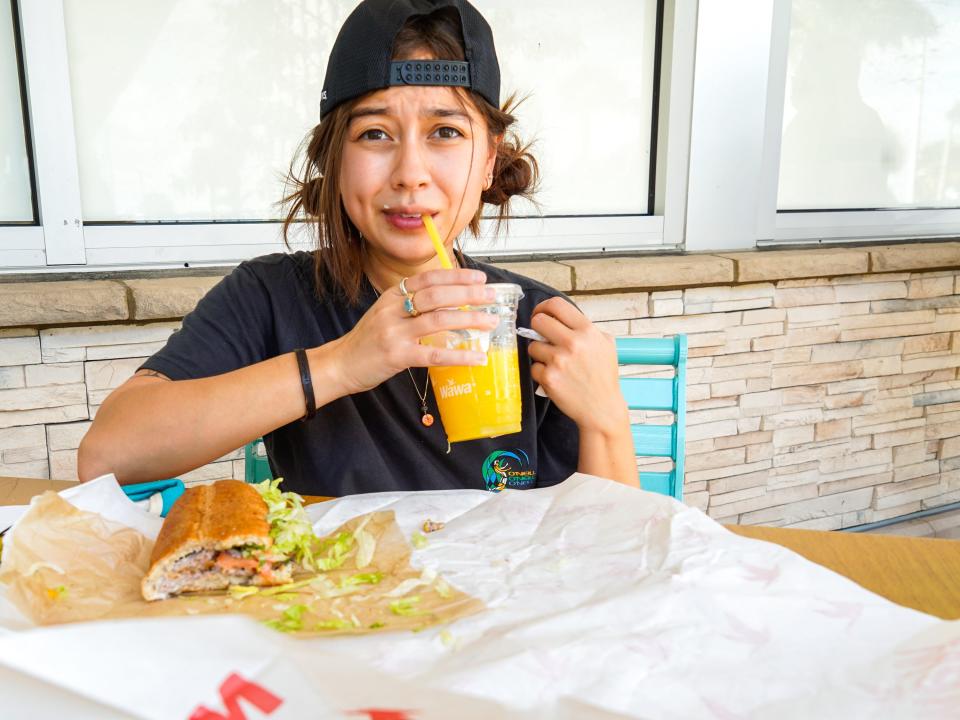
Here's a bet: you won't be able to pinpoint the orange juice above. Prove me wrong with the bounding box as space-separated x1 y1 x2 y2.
428 346 522 442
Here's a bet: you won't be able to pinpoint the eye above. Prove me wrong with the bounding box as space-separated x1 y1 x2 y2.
433 126 464 140
359 128 389 141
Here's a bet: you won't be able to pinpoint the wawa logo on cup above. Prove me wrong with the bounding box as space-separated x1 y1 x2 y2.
438 377 475 399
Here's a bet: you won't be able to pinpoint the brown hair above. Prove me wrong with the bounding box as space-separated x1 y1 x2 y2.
281 7 538 304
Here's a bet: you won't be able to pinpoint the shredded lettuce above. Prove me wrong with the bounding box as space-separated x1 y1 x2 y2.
353 516 376 569
434 577 453 599
259 577 318 596
253 479 320 570
389 596 422 616
228 585 260 600
440 629 455 646
314 531 355 571
411 531 428 550
340 572 383 589
385 577 426 598
315 618 355 631
238 544 266 558
264 603 308 633
385 568 436 598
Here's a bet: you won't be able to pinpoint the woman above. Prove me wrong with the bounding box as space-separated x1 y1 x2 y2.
78 0 636 495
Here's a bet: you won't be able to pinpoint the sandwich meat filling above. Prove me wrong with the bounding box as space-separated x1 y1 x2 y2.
169 545 291 585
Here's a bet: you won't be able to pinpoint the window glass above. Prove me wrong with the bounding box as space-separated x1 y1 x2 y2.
779 0 960 210
63 0 332 222
479 0 658 216
0 0 33 223
63 0 659 222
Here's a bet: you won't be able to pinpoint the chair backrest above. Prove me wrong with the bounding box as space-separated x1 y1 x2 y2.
244 438 272 484
616 335 687 500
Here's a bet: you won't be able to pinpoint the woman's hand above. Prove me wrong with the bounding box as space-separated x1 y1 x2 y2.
325 268 499 395
529 297 637 487
527 297 629 434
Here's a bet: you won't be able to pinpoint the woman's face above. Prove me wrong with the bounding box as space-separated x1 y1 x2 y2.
339 83 497 271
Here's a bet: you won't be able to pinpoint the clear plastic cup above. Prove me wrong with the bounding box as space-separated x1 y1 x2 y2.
426 283 523 443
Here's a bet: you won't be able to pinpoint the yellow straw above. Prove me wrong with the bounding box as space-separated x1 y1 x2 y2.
422 214 454 270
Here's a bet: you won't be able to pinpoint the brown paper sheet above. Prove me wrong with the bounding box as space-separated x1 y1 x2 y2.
0 492 483 636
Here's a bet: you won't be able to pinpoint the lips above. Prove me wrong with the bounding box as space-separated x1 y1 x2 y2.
383 208 437 231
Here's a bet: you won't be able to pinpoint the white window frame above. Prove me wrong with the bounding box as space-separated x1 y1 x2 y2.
682 0 960 253
755 0 960 247
1 0 694 274
3 0 84 268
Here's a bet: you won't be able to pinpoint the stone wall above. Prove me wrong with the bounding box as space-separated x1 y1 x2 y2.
2 242 960 529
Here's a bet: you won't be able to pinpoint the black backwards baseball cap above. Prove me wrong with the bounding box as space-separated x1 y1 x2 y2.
319 0 501 119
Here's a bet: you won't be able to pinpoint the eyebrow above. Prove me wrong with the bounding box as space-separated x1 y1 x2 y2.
348 106 471 122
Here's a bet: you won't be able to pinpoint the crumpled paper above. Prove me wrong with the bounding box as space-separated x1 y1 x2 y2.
0 474 958 720
0 492 152 625
0 489 481 635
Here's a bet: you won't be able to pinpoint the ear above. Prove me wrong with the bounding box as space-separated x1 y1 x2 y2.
484 133 503 178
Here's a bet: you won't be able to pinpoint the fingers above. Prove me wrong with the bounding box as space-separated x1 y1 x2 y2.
526 338 556 365
530 308 575 346
410 282 497 314
408 308 499 336
402 268 487 294
409 343 488 368
532 296 589 331
529 360 547 386
379 269 493 315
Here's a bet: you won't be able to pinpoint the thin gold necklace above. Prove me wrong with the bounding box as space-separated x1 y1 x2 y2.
369 281 434 427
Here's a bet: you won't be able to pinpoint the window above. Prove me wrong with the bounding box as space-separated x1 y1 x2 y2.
63 0 332 223
0 0 33 224
479 0 659 217
61 0 661 225
779 0 960 211
12 0 672 266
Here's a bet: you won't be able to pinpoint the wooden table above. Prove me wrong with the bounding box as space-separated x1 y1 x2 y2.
727 524 960 620
2 478 958 620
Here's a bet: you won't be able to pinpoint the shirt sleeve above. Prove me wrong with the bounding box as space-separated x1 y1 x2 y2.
139 263 276 381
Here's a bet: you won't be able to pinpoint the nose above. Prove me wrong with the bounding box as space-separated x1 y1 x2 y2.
391 136 430 192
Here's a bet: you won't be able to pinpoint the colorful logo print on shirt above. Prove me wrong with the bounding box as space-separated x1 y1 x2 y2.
481 449 536 492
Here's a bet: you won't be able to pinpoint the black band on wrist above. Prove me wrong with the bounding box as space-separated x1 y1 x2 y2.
294 348 316 421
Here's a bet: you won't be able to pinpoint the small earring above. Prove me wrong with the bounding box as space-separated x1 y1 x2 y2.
484 174 493 191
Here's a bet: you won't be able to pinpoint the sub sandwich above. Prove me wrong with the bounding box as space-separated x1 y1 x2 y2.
142 479 315 601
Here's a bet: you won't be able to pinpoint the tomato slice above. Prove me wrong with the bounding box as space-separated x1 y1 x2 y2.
215 552 259 572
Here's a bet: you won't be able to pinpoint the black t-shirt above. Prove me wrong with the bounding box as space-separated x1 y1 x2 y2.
141 251 579 496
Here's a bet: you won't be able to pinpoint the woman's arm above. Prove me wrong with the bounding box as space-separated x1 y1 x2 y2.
78 269 498 484
78 343 345 484
527 297 638 488
574 408 637 489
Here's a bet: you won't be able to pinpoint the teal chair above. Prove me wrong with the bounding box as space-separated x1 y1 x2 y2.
616 335 687 500
245 438 272 484
243 335 689 500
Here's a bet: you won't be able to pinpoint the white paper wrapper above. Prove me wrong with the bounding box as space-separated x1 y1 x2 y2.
0 473 958 719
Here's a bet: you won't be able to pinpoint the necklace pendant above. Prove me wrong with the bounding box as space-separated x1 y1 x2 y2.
421 413 435 427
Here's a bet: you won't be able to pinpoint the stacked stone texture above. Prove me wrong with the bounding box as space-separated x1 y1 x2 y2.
0 243 959 530
595 270 960 529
